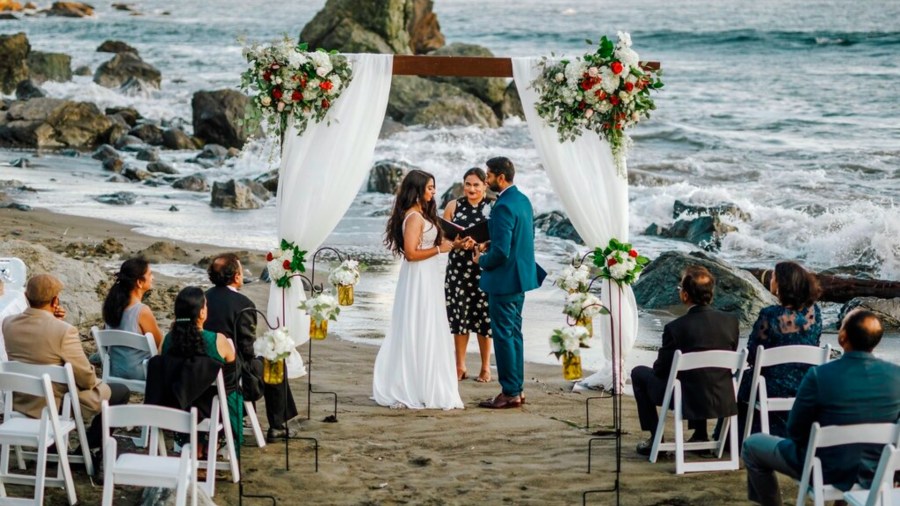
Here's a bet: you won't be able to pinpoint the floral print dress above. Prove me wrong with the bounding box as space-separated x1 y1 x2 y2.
444 197 492 337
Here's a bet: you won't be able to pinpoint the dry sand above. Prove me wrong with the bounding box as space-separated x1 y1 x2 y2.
0 207 782 505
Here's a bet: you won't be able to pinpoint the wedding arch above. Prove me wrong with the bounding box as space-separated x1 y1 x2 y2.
266 53 659 390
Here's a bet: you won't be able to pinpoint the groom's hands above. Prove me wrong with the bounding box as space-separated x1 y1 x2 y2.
471 241 488 264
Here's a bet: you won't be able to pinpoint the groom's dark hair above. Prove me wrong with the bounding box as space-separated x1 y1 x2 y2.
486 156 515 183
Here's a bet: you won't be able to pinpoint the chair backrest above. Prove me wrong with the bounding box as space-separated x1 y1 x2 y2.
864 444 900 506
673 349 747 373
102 401 198 459
92 326 157 353
756 344 831 369
0 371 59 422
0 257 27 291
0 361 83 421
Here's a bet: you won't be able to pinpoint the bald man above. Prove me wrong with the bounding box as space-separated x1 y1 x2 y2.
742 310 900 506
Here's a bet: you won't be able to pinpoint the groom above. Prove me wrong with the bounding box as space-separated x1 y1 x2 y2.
474 156 544 409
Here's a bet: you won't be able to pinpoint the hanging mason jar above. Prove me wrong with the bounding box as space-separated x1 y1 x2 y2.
337 284 354 306
262 358 285 385
576 315 593 338
562 352 583 381
310 318 328 339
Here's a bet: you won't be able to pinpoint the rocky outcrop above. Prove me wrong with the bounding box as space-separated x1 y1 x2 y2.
406 0 443 54
172 174 208 192
0 32 29 94
427 43 506 107
498 82 524 120
0 1 24 11
534 211 583 244
838 297 900 330
105 106 141 126
388 76 498 128
0 98 112 149
367 159 415 193
191 90 251 149
633 251 778 325
95 191 137 205
146 160 176 174
15 80 45 100
210 179 263 209
129 123 164 146
161 127 196 150
301 0 414 54
93 52 161 90
645 200 749 251
135 241 190 263
97 39 138 56
26 51 71 83
47 1 94 17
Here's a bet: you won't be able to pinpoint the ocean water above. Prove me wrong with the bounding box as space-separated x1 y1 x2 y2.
1 0 898 365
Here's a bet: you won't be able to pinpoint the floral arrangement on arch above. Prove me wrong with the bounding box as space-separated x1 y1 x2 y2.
549 326 590 359
531 31 664 176
328 259 361 287
593 238 649 286
563 291 608 320
253 327 294 361
555 264 592 293
266 239 307 288
299 292 341 323
240 37 353 137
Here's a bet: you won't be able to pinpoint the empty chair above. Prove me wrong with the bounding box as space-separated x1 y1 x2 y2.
796 422 899 506
843 443 900 506
0 362 94 476
743 344 832 442
649 349 748 474
101 401 198 506
0 371 76 505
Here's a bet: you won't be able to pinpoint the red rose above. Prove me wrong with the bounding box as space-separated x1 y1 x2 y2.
607 258 617 267
624 81 634 92
580 79 593 91
629 249 638 258
272 88 283 100
320 80 333 91
611 61 623 75
266 252 274 261
282 259 291 270
262 71 271 82
578 101 586 110
609 95 620 106
321 98 330 108
595 90 606 100
291 90 303 102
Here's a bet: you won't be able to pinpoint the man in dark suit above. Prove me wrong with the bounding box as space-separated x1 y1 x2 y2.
204 253 298 442
742 310 900 506
473 156 544 409
631 265 740 456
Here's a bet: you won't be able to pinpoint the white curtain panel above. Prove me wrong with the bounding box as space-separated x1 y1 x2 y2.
513 57 639 391
266 54 393 377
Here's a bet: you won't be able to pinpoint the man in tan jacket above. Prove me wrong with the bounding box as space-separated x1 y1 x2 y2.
2 274 129 452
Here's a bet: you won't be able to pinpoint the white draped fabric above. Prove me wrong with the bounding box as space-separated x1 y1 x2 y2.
266 54 393 377
512 57 639 391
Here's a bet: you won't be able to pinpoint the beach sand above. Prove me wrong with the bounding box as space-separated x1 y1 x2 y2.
0 207 774 505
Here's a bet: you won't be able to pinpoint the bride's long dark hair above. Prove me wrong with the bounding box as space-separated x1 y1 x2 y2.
384 169 443 257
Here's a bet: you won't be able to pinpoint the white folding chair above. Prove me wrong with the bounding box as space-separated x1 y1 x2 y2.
743 344 832 442
844 444 900 506
102 401 198 506
796 422 900 506
243 401 266 448
0 371 77 505
0 362 94 476
195 370 240 496
649 349 748 474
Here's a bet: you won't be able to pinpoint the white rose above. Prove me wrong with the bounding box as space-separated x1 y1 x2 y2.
617 31 632 48
554 72 565 82
260 95 272 107
609 262 629 280
588 66 600 77
316 66 329 78
600 66 620 93
328 75 342 95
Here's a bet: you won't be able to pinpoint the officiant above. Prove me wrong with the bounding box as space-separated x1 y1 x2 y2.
443 168 495 383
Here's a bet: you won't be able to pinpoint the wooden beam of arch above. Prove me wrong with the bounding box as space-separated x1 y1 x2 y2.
392 55 660 78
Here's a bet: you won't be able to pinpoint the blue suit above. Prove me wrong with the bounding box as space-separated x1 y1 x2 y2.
478 185 543 397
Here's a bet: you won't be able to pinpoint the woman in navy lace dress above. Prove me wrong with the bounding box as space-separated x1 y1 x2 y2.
738 261 823 439
443 168 493 382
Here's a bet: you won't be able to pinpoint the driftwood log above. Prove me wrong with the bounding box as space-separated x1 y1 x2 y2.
744 268 900 303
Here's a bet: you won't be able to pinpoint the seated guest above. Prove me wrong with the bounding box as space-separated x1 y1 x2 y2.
101 258 163 380
631 265 739 456
2 274 130 461
742 310 900 506
203 253 297 442
162 286 243 446
738 261 823 439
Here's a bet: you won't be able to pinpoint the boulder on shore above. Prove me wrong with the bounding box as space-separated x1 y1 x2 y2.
301 0 418 55
534 211 583 244
191 90 252 149
0 32 30 94
0 98 112 149
172 174 208 192
427 43 507 107
645 200 748 251
94 52 161 90
367 159 416 194
26 51 72 83
633 250 778 326
47 1 93 17
0 1 24 11
15 80 45 100
838 297 900 330
210 179 263 209
388 76 498 128
97 39 138 56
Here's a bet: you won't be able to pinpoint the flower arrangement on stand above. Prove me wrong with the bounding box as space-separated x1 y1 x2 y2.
328 259 361 306
563 291 608 340
593 238 650 286
299 292 340 340
531 32 664 176
240 37 353 137
253 328 294 384
550 326 590 381
266 239 307 288
555 263 592 293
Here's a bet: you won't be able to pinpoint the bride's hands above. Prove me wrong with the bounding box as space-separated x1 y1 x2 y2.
452 237 476 251
439 240 454 253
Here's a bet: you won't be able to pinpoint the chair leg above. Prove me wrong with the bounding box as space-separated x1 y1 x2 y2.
244 401 266 448
203 398 220 497
728 415 739 470
14 445 25 470
56 449 77 505
102 439 116 506
673 401 685 475
649 384 675 464
716 417 731 459
34 440 48 506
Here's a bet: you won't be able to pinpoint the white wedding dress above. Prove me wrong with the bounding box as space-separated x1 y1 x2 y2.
372 212 464 410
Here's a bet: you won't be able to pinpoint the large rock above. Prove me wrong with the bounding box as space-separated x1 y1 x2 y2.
210 179 263 209
0 1 24 11
14 80 45 100
172 174 208 192
367 159 416 193
93 52 161 89
406 0 443 54
191 90 251 149
838 297 900 330
645 216 736 252
407 94 499 128
135 241 190 263
0 32 29 94
498 81 524 120
129 123 164 145
673 200 750 222
96 39 138 56
105 106 141 126
26 51 72 83
633 251 778 326
300 0 413 54
95 191 136 205
161 127 195 150
388 75 498 128
47 1 94 17
428 43 507 107
534 211 583 244
0 98 112 149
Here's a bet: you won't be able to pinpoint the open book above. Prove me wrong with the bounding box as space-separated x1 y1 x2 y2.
440 218 490 243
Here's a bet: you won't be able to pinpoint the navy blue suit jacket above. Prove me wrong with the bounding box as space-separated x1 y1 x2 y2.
478 185 542 297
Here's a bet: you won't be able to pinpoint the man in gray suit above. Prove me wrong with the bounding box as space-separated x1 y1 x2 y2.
742 309 900 506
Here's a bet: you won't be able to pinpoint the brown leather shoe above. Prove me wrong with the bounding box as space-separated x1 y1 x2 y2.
478 393 522 409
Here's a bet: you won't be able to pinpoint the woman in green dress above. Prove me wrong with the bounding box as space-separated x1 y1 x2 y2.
162 286 243 447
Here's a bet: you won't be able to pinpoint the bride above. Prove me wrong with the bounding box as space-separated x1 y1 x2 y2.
372 169 465 410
